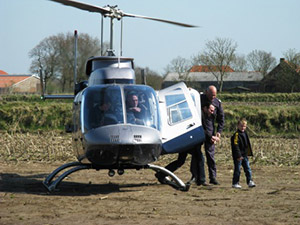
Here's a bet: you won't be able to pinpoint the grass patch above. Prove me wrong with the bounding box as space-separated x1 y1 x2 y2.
1 93 299 136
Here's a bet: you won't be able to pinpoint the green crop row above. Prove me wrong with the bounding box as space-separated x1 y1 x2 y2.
1 92 300 102
0 101 72 131
0 93 299 136
223 104 300 136
218 92 300 102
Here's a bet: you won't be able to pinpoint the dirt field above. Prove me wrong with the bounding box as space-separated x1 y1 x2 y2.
1 158 299 225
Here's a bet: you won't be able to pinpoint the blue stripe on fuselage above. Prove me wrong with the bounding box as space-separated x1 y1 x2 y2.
162 126 205 154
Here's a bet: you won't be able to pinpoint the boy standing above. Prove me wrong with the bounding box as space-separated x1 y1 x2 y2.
231 118 256 189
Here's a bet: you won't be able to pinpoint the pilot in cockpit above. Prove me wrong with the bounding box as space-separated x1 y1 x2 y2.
98 97 118 126
99 100 111 112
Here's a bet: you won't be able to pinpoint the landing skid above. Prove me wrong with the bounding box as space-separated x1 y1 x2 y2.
147 164 190 191
42 162 189 192
43 162 92 192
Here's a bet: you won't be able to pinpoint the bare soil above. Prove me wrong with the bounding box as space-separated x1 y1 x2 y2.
1 159 300 225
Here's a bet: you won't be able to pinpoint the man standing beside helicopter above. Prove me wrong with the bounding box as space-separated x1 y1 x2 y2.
199 85 225 185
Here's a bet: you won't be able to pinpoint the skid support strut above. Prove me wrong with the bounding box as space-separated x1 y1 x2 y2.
43 162 92 192
147 164 190 191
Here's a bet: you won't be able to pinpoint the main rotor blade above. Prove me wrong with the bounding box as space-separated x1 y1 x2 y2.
49 0 110 15
123 12 198 28
49 0 199 27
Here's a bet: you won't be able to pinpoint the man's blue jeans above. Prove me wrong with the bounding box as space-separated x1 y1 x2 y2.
232 156 252 185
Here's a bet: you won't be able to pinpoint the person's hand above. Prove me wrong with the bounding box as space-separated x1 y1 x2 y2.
216 132 221 139
237 157 243 161
211 136 220 144
130 107 141 112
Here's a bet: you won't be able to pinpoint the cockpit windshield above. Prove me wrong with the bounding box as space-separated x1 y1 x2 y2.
82 85 160 131
83 85 123 130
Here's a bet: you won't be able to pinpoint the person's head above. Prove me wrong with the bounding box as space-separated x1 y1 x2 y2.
100 97 111 111
100 102 111 111
207 104 215 116
206 85 217 101
127 94 139 108
237 118 247 132
202 101 215 116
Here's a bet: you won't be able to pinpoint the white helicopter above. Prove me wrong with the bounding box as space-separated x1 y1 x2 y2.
43 0 205 192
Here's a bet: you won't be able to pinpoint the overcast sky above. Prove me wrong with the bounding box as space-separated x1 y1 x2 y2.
1 0 299 75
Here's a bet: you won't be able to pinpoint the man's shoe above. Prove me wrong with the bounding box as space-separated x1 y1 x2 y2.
209 178 220 185
188 177 196 184
248 180 256 188
232 183 242 189
197 182 209 186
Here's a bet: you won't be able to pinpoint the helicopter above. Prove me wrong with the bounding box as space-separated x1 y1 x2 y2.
42 0 205 192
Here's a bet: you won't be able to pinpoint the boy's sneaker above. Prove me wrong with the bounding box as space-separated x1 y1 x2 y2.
248 180 256 188
232 183 242 189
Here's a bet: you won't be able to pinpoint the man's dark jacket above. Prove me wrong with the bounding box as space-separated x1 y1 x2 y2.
200 94 225 134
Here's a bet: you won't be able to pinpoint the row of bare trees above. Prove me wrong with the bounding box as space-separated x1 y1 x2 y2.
165 37 300 92
29 33 300 93
29 32 163 93
29 32 104 93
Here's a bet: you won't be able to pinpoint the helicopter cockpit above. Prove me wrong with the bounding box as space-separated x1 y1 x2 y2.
82 84 161 131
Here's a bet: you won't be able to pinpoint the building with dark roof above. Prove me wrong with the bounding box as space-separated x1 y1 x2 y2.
262 58 300 92
163 71 263 92
190 65 234 73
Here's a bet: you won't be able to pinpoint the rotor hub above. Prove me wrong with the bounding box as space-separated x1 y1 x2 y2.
103 5 123 20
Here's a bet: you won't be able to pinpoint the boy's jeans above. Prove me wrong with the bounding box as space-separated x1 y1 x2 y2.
232 156 252 185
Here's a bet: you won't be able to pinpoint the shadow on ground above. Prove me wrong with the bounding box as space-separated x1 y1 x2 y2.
0 172 158 196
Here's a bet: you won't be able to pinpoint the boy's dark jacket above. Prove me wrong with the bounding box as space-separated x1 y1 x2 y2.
231 130 253 159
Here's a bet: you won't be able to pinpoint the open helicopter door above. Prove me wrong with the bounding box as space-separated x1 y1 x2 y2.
158 82 205 154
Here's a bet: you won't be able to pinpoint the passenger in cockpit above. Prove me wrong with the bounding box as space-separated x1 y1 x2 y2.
126 94 146 125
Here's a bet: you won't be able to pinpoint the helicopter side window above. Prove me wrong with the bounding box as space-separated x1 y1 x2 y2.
165 88 192 126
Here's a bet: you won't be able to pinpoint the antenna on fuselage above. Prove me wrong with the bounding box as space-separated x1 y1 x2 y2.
74 30 78 86
109 16 114 54
101 15 104 56
120 17 123 57
118 17 123 68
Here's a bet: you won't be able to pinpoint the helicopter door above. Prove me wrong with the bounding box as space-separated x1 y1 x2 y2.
158 82 204 154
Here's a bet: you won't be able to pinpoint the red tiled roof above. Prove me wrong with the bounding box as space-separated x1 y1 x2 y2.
190 65 234 72
0 70 8 75
0 75 32 88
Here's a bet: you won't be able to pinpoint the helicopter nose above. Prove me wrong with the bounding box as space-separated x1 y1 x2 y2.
83 125 162 166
